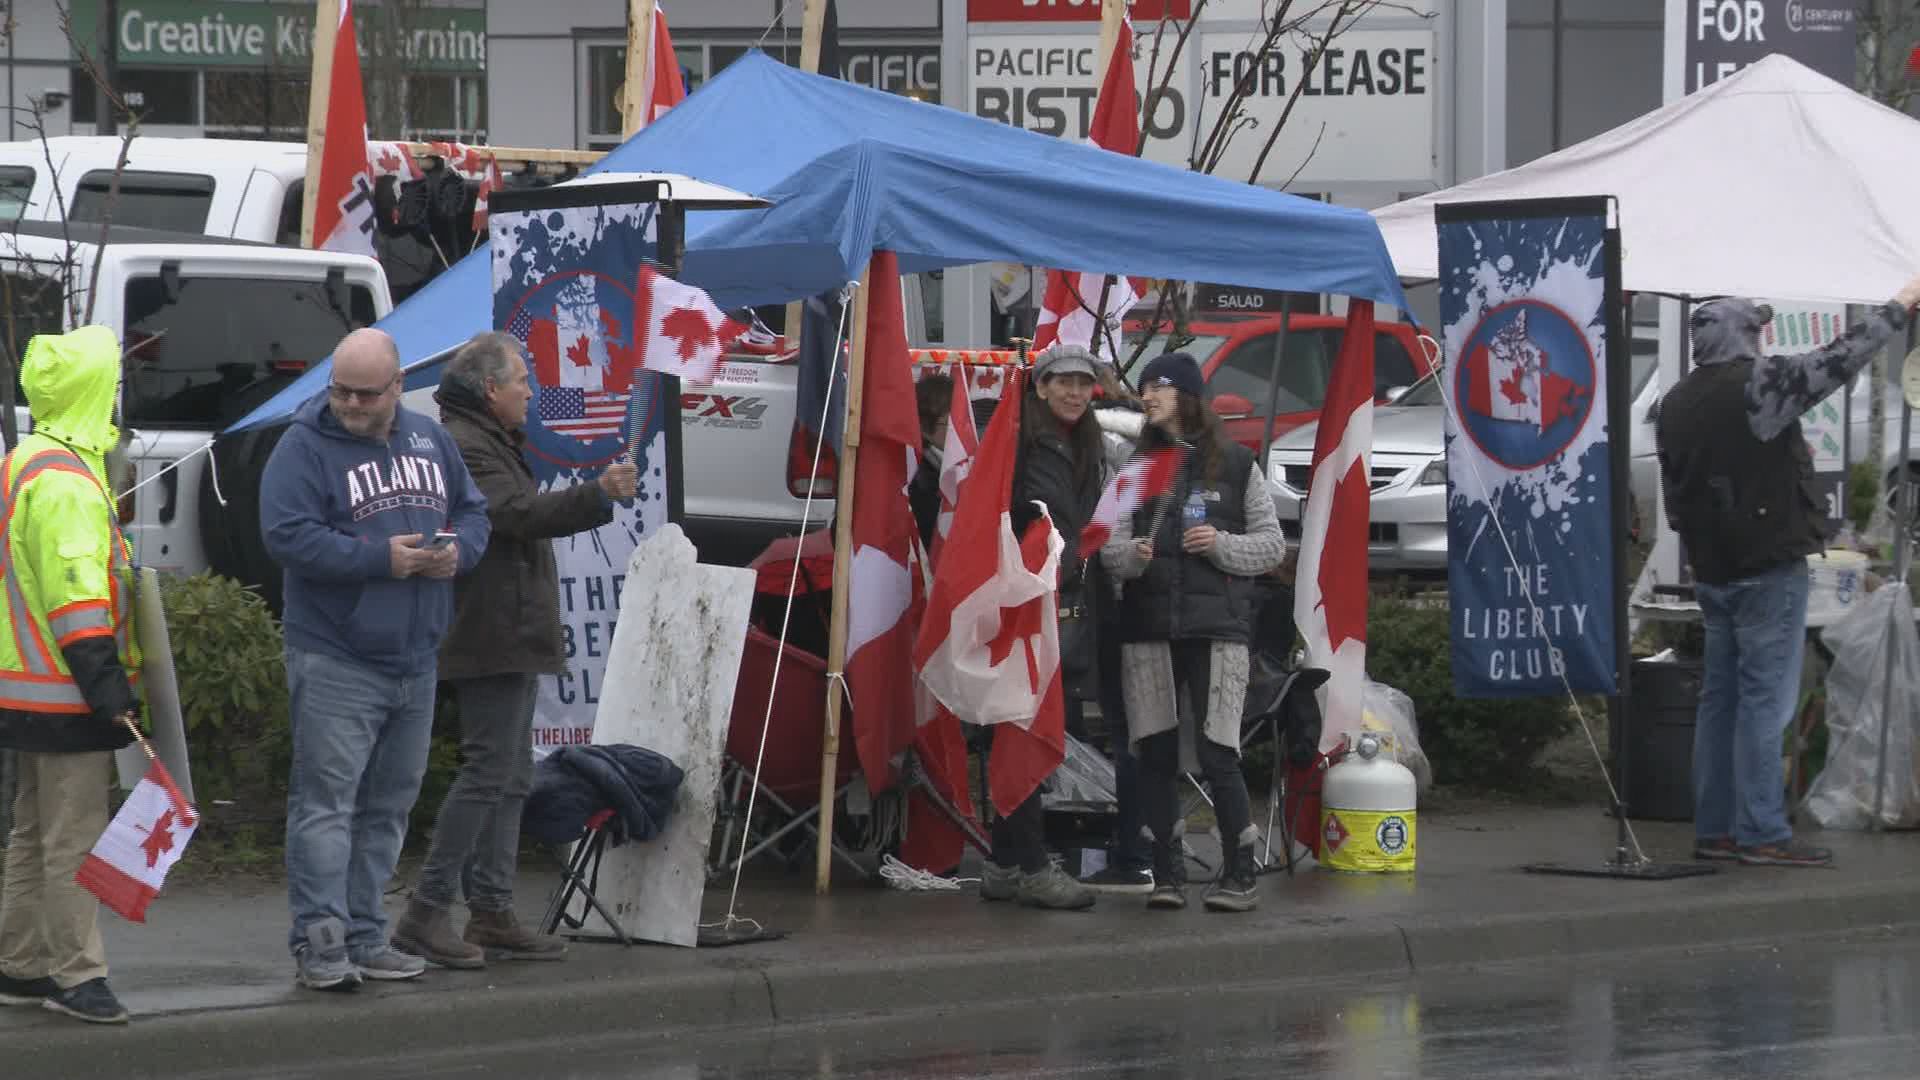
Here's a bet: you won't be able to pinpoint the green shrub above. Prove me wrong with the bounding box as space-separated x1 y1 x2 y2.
1366 593 1575 789
160 572 292 844
1848 460 1879 536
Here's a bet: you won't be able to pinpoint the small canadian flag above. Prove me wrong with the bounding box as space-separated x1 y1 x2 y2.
635 265 746 384
1078 446 1182 558
76 760 198 924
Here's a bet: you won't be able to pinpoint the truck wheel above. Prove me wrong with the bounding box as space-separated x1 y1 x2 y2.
199 423 291 616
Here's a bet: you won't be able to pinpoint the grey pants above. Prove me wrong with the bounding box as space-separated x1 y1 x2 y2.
414 674 538 913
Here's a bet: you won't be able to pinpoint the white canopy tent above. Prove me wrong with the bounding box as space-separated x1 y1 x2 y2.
1372 55 1920 306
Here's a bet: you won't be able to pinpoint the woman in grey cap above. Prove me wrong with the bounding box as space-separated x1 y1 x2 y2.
1100 351 1285 912
977 344 1106 911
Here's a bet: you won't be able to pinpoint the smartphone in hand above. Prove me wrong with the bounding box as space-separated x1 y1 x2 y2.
422 531 457 550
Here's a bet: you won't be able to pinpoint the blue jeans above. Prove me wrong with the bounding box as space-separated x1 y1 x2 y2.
1692 561 1808 848
413 674 537 913
284 646 437 956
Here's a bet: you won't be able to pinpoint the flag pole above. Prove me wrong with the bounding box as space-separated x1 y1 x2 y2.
620 0 657 140
815 265 873 894
299 0 343 248
1095 0 1124 87
784 0 831 348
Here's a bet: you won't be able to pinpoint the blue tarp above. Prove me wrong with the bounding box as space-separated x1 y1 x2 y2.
229 50 1407 433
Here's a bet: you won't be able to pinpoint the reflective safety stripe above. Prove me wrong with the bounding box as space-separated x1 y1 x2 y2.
49 600 111 646
0 669 89 712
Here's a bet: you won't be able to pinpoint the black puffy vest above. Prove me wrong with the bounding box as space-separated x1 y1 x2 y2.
1656 359 1826 586
1118 440 1258 643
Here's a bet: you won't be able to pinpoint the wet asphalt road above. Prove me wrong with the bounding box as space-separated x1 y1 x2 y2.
196 929 1920 1079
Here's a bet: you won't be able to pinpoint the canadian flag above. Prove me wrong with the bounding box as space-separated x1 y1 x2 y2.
76 760 198 924
632 4 688 132
933 359 981 560
1031 16 1145 362
1463 310 1584 432
1294 302 1377 749
472 155 504 233
1078 446 1181 559
633 265 746 383
914 368 1066 814
311 0 377 258
846 251 926 790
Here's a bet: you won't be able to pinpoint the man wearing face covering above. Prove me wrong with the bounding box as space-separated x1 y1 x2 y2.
1656 274 1920 868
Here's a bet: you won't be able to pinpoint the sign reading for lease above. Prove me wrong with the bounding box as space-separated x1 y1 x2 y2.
1680 0 1856 91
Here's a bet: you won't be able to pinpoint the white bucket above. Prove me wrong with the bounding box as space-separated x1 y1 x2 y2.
1807 550 1869 621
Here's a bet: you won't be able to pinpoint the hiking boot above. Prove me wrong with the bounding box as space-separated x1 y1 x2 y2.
1736 841 1833 868
1147 843 1187 911
464 909 568 962
1203 844 1260 913
295 918 362 992
1693 836 1739 861
41 978 127 1024
393 898 486 970
1081 864 1154 895
0 971 58 1006
352 944 428 981
979 862 1020 902
1014 862 1096 911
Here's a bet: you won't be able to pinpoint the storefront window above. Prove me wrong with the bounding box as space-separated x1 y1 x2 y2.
69 68 199 126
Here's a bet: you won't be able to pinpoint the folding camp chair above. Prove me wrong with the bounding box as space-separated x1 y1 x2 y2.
539 809 634 946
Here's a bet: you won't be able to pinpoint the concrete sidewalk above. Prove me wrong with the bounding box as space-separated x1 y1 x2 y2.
3 801 1916 1075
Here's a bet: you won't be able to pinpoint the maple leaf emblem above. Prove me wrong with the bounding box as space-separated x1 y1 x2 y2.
982 596 1046 694
141 808 177 869
1498 371 1530 406
376 147 402 175
599 309 625 344
566 334 594 368
661 307 719 362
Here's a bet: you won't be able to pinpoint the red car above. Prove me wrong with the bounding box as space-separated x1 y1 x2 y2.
1120 312 1437 450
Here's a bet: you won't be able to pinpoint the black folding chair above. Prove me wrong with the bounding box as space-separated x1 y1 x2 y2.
539 808 634 946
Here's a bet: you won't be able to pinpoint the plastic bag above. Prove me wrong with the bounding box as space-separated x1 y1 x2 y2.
1042 732 1118 813
1803 585 1920 829
1360 680 1433 792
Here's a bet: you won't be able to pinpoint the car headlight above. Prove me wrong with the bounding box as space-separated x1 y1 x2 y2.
1416 458 1447 487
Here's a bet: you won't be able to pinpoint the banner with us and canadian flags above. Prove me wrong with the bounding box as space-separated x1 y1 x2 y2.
490 202 702 750
1437 198 1621 697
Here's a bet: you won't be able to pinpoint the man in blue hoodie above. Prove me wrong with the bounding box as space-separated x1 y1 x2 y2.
260 328 489 992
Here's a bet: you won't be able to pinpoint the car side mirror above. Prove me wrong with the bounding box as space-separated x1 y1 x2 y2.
1212 392 1254 420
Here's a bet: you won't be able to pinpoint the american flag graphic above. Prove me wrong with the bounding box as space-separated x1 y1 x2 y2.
538 385 627 440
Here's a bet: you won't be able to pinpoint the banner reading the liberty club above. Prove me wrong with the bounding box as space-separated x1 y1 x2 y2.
491 202 679 751
1437 198 1619 697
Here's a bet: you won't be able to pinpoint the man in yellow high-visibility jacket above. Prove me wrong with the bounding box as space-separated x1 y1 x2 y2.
0 325 142 1025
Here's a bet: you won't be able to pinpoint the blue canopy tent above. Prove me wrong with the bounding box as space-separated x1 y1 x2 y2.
229 50 1406 433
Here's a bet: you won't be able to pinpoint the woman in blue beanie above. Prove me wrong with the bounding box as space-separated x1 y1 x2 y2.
1099 351 1285 912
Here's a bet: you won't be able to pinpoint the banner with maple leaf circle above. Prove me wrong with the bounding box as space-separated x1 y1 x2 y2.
1437 198 1619 697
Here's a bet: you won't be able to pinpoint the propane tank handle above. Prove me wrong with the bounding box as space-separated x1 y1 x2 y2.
1356 732 1381 760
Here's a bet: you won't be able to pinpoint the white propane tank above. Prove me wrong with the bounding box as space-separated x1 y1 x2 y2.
1319 733 1418 873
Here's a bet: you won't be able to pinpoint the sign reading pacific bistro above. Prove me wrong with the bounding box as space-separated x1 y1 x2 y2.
969 27 1436 186
68 0 486 73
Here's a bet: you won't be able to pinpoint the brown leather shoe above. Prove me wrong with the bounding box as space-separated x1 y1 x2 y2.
392 898 485 970
464 908 568 961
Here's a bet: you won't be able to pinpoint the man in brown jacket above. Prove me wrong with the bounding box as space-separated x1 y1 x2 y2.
392 331 636 967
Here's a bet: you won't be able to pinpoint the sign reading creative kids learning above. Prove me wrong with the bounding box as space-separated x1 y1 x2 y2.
1437 198 1620 697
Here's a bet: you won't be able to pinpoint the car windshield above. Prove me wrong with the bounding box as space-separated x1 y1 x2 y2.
1119 331 1230 383
1391 372 1444 406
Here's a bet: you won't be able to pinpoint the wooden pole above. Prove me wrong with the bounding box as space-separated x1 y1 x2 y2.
620 0 657 140
1095 0 1126 87
300 0 344 248
814 267 872 894
785 0 832 345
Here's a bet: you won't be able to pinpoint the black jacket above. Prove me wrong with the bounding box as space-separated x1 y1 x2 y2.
1118 440 1259 643
523 744 685 846
1657 360 1825 585
437 387 615 681
1011 425 1101 584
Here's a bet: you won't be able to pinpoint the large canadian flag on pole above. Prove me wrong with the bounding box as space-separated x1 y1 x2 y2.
914 369 1065 814
312 0 377 258
76 759 198 924
932 358 981 561
1030 16 1144 362
1294 302 1377 748
846 251 926 791
636 5 688 130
